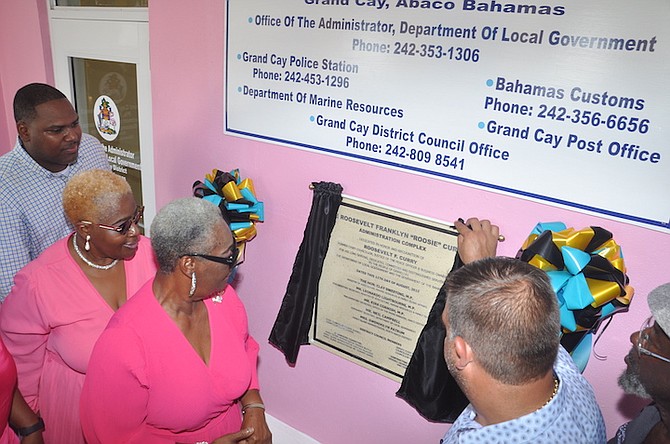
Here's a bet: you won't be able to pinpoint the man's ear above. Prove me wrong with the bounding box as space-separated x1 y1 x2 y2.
453 336 474 370
16 121 30 143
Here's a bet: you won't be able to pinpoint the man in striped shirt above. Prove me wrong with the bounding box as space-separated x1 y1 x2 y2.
0 83 110 300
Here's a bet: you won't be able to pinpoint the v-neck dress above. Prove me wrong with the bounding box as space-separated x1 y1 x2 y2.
80 279 260 444
0 235 157 444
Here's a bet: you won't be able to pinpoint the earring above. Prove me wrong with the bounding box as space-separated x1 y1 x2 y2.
84 235 91 252
189 272 197 297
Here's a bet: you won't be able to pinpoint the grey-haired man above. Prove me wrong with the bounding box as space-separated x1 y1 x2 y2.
610 283 670 443
441 256 605 443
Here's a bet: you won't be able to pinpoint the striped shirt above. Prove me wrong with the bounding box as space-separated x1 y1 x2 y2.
0 134 110 300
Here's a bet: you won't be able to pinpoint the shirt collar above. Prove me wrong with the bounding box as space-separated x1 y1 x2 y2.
452 376 566 444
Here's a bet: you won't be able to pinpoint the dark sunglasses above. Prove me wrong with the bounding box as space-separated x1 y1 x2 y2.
182 245 241 267
82 206 144 235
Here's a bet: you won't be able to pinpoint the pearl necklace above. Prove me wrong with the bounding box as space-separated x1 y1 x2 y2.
72 233 119 270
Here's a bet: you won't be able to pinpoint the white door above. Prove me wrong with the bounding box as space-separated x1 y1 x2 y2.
48 0 156 230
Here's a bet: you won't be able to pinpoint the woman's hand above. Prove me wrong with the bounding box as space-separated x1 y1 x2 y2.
240 409 272 444
210 427 254 444
20 432 44 444
238 390 271 444
8 388 44 444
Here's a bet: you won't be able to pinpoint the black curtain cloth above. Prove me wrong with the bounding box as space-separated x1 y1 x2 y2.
396 254 468 423
268 182 343 365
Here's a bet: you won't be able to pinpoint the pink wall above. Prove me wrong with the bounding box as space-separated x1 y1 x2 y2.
0 0 54 153
1 1 668 442
149 2 669 442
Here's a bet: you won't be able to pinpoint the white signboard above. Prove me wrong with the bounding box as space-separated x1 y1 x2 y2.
225 1 669 231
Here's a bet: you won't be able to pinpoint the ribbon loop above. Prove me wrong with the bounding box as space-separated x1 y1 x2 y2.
193 168 265 247
517 222 634 371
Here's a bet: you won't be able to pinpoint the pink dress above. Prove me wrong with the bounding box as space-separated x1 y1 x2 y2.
0 235 157 444
0 337 17 444
80 280 260 444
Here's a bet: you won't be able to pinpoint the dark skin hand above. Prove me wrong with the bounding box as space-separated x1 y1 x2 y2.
177 428 255 444
8 388 43 444
207 408 272 444
239 408 272 444
181 427 254 444
21 432 44 444
182 390 270 444
238 390 272 444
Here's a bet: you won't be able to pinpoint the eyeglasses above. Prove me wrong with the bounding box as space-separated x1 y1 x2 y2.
637 316 670 364
81 206 144 235
182 244 243 267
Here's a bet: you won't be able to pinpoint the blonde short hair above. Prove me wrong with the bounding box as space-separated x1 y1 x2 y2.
63 169 132 223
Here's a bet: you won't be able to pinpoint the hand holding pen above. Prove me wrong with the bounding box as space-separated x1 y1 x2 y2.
453 217 503 264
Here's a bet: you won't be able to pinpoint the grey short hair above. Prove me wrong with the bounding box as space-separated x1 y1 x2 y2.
150 197 226 273
445 257 560 385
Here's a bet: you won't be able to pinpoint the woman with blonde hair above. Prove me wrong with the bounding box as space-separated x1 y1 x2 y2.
0 169 157 443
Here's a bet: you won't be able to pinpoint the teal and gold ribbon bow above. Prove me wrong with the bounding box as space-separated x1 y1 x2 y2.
517 222 634 371
193 168 265 246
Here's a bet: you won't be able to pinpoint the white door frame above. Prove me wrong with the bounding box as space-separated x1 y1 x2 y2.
47 1 156 230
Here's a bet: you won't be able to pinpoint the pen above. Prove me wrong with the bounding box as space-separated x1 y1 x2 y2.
454 218 506 242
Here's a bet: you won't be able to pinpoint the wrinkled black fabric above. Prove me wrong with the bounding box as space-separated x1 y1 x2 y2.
268 182 343 365
396 254 468 423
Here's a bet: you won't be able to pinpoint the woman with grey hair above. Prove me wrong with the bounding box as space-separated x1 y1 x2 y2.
0 169 157 444
81 198 271 444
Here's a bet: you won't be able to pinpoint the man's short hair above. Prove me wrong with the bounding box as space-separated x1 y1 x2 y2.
13 83 67 123
648 283 670 337
445 257 560 385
